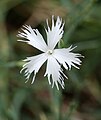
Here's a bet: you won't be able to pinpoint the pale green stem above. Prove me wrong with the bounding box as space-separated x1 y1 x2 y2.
50 87 62 120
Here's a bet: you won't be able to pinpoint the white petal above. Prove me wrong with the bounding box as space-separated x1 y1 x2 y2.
44 56 66 90
17 25 48 52
21 53 48 84
46 16 64 50
53 46 83 70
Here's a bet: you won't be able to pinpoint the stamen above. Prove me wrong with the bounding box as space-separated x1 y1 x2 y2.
47 50 53 55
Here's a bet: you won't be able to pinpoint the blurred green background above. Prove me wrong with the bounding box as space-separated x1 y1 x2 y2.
0 0 101 120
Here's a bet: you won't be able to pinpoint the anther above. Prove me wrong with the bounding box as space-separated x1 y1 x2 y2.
47 50 53 55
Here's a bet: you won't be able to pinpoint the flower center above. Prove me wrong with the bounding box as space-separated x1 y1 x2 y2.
47 50 53 55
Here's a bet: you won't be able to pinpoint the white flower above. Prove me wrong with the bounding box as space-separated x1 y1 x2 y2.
17 16 83 90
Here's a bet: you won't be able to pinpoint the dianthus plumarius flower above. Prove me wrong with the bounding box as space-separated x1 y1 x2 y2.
17 15 83 90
